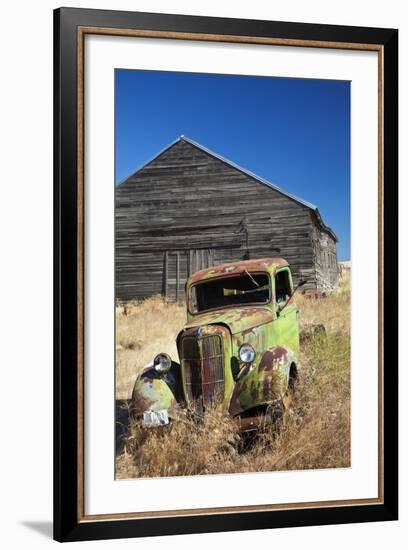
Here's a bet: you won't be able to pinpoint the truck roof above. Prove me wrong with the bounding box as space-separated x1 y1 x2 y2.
188 257 289 284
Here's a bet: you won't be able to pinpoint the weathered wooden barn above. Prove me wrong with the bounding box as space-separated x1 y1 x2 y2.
115 136 338 302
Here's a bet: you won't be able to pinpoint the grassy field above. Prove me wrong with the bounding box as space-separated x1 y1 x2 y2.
115 275 350 479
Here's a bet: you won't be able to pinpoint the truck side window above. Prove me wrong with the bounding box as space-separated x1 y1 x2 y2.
275 270 291 304
190 285 198 313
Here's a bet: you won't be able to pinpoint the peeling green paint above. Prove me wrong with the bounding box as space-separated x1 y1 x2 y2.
229 347 294 416
184 306 274 335
131 365 181 417
131 258 300 429
187 257 288 286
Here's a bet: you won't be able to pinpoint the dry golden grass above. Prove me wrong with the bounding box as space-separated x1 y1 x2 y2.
115 296 186 400
116 275 350 479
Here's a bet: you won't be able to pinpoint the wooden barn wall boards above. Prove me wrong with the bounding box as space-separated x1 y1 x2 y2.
115 136 338 302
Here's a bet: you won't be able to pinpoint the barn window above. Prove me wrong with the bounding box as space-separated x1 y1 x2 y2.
275 269 292 304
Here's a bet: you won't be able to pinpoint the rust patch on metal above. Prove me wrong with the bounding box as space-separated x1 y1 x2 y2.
188 257 288 285
131 388 155 416
184 306 274 335
258 347 288 372
229 381 246 416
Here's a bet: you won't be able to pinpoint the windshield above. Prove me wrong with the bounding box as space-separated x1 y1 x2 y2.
190 272 270 313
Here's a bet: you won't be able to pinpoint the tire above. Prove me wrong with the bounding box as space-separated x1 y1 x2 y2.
283 377 296 412
264 400 285 431
282 368 298 427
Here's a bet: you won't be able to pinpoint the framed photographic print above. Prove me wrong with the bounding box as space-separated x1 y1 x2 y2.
54 7 398 542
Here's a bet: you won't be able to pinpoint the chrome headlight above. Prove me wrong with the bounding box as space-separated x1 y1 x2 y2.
153 353 172 373
239 343 256 364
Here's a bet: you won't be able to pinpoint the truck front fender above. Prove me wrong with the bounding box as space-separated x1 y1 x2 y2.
131 361 183 417
229 346 295 417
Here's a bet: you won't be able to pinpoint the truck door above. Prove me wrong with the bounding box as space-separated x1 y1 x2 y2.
273 267 300 357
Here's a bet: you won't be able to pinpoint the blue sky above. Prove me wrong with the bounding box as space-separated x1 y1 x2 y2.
115 70 350 260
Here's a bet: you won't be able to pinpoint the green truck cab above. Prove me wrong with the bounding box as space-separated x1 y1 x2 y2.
131 258 303 431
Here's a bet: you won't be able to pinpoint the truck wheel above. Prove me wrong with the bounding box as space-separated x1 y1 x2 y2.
237 429 258 453
264 400 285 431
283 375 296 411
283 365 298 417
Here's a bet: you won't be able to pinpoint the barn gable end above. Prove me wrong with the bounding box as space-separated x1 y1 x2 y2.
115 137 338 301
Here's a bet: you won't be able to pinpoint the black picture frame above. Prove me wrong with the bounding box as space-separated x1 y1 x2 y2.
54 7 398 542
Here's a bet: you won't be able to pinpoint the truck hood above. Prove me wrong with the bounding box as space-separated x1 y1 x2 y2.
184 306 274 336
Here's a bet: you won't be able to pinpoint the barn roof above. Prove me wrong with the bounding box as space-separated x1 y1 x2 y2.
120 135 338 242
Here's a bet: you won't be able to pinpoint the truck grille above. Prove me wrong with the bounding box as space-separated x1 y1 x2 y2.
181 334 224 414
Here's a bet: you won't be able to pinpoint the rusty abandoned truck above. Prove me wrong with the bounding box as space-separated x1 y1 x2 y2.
131 258 306 431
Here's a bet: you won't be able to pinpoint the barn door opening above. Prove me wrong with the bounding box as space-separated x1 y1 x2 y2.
163 249 215 302
189 248 215 275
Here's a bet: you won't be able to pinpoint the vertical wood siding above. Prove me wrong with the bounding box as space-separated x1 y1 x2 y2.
311 221 339 292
